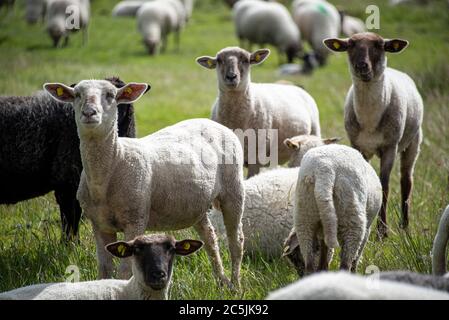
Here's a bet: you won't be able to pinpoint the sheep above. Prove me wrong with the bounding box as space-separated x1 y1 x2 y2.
136 1 181 55
196 47 321 178
292 144 382 274
112 1 146 17
266 271 449 300
291 0 341 67
0 234 203 300
43 80 245 289
323 32 424 238
377 205 449 292
342 15 366 37
46 0 90 47
233 0 302 63
0 77 137 240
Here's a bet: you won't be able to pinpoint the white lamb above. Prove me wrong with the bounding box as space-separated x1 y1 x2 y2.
293 144 382 274
266 271 449 300
43 80 245 289
196 47 321 177
0 234 203 300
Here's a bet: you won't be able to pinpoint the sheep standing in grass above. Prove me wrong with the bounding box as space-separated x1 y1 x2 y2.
137 1 181 55
112 1 146 17
266 271 449 300
46 0 90 47
43 80 245 289
324 33 424 238
196 47 321 177
293 144 382 274
0 77 136 240
233 1 302 63
291 0 341 67
0 234 203 300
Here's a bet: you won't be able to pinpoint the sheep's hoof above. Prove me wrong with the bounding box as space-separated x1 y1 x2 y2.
376 222 388 240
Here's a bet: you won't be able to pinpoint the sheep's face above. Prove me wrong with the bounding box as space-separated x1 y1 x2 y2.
323 33 408 82
284 135 341 167
106 235 203 291
43 80 148 136
196 47 270 91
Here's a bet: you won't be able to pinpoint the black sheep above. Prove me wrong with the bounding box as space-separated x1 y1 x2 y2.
0 77 138 240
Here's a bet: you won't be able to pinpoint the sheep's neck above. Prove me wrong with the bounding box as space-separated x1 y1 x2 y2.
124 277 168 300
217 85 252 129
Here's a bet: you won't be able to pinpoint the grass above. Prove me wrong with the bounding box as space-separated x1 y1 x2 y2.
0 0 449 299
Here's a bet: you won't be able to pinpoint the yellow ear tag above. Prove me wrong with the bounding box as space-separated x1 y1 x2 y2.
56 87 64 96
117 244 126 256
207 59 213 67
393 42 399 50
255 54 261 62
183 242 191 250
283 245 290 253
333 41 341 49
125 87 133 95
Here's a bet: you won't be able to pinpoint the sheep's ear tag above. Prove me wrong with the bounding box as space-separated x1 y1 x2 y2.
125 87 133 95
393 41 399 50
183 242 191 250
207 59 213 67
255 54 261 62
56 87 64 97
333 41 341 50
117 244 127 256
283 245 290 254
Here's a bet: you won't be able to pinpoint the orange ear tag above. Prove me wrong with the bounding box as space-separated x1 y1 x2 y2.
333 41 341 49
117 244 126 256
56 87 64 96
183 242 191 250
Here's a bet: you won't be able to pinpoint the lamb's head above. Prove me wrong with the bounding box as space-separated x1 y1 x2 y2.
106 234 203 292
196 47 270 91
43 80 148 136
284 135 341 167
323 32 408 82
282 230 305 277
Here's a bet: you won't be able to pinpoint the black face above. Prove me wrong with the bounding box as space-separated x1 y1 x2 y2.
286 44 300 64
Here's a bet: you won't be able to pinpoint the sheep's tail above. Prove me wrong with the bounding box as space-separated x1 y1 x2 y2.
313 171 339 249
432 205 449 275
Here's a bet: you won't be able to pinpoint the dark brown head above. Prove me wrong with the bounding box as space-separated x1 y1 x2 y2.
106 234 203 291
282 230 305 277
323 32 409 82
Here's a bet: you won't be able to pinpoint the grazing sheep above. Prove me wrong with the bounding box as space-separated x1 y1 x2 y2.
342 15 366 37
136 1 181 55
291 0 341 67
43 80 245 289
324 33 424 238
46 0 90 47
0 77 137 240
292 144 382 274
266 271 449 300
378 205 449 292
112 1 146 17
196 47 321 177
233 0 302 63
0 234 203 300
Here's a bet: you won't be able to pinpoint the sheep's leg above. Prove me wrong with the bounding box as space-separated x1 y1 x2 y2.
339 223 365 271
297 223 317 275
377 146 397 239
400 130 421 229
351 227 370 272
247 164 260 178
193 216 231 287
93 226 117 279
54 187 82 241
318 239 330 271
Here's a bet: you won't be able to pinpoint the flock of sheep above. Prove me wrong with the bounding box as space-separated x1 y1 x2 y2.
0 0 448 300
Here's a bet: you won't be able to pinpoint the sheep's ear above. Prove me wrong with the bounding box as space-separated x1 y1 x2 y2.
175 239 204 256
250 49 270 65
43 83 75 103
196 56 217 69
283 230 299 257
384 39 409 53
116 83 149 104
105 241 134 258
284 138 300 150
323 137 342 144
323 38 349 52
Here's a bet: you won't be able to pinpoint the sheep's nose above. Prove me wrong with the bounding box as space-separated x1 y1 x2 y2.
151 271 167 280
82 108 97 117
356 61 369 70
226 73 237 81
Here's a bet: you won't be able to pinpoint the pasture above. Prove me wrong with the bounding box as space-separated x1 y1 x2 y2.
0 0 448 299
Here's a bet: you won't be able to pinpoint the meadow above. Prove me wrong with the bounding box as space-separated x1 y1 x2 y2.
0 0 448 299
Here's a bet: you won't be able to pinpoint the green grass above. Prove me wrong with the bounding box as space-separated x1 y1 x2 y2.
1 0 449 299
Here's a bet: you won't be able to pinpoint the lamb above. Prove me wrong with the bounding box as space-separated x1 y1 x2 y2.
292 144 382 274
233 0 302 63
46 0 90 47
136 1 182 55
291 0 341 67
266 271 449 300
0 234 203 300
0 76 137 240
43 80 245 289
112 1 146 17
342 15 366 37
324 32 424 238
196 47 321 177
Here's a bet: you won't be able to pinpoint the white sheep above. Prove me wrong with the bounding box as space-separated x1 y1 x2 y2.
0 234 203 300
196 47 321 177
112 0 146 17
342 15 366 37
43 80 245 290
266 271 449 300
136 1 181 55
233 0 302 63
46 0 90 47
291 0 341 66
324 32 424 238
293 144 382 274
